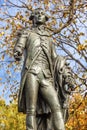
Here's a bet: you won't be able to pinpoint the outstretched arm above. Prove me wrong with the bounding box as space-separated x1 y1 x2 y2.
14 29 28 60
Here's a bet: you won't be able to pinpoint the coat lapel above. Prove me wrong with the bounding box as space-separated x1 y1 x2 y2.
32 26 50 36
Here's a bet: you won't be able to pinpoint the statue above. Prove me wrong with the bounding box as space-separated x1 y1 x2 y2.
14 8 74 130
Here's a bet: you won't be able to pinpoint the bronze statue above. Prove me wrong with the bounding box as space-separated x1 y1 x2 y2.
14 8 74 130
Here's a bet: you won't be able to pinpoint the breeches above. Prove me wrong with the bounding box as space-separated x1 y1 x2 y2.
25 71 65 130
25 71 60 114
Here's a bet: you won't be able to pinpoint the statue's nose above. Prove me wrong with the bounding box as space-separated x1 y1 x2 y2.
39 13 41 17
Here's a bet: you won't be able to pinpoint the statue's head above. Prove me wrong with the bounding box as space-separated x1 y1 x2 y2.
29 8 49 25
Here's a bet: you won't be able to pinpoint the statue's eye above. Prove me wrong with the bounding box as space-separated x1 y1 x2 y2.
41 12 44 15
35 12 38 15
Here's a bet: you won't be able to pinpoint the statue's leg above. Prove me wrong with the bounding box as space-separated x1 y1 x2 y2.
40 78 65 130
25 73 39 130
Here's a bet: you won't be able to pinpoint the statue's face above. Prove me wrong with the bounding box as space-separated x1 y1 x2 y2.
34 10 46 25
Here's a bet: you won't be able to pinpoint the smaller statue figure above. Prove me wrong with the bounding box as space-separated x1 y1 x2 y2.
54 56 75 123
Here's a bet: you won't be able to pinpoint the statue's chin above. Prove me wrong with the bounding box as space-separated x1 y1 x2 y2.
36 21 44 25
35 19 45 25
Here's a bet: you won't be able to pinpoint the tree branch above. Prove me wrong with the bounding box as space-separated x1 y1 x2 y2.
58 44 87 71
7 0 26 9
47 0 76 35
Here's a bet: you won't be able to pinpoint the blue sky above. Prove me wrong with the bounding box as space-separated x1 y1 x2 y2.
0 0 4 6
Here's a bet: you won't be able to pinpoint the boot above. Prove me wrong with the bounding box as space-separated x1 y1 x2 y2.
26 115 37 130
52 111 65 130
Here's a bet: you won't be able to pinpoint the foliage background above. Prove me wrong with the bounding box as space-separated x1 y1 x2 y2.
0 0 87 129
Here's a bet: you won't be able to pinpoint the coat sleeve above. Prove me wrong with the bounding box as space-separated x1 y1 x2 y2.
51 40 57 64
14 29 28 54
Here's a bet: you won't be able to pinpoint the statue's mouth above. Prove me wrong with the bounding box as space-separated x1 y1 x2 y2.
38 17 42 20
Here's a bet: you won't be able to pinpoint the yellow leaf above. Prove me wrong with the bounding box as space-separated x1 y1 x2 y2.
1 55 5 60
78 32 84 36
52 20 56 25
0 32 5 37
2 32 5 35
71 29 75 33
22 17 26 22
14 17 17 20
63 12 68 18
44 0 49 4
5 25 9 30
0 34 2 37
28 5 32 10
78 44 85 51
52 0 56 4
85 40 87 43
59 22 63 27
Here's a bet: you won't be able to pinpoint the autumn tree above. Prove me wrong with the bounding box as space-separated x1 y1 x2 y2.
66 93 87 130
0 98 26 130
0 0 87 129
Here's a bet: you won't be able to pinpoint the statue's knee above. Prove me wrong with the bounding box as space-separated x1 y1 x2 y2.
26 107 36 116
51 103 61 113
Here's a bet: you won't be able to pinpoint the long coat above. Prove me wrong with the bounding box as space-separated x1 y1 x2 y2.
14 26 57 113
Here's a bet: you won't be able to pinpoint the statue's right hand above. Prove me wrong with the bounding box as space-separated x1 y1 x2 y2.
14 50 22 61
